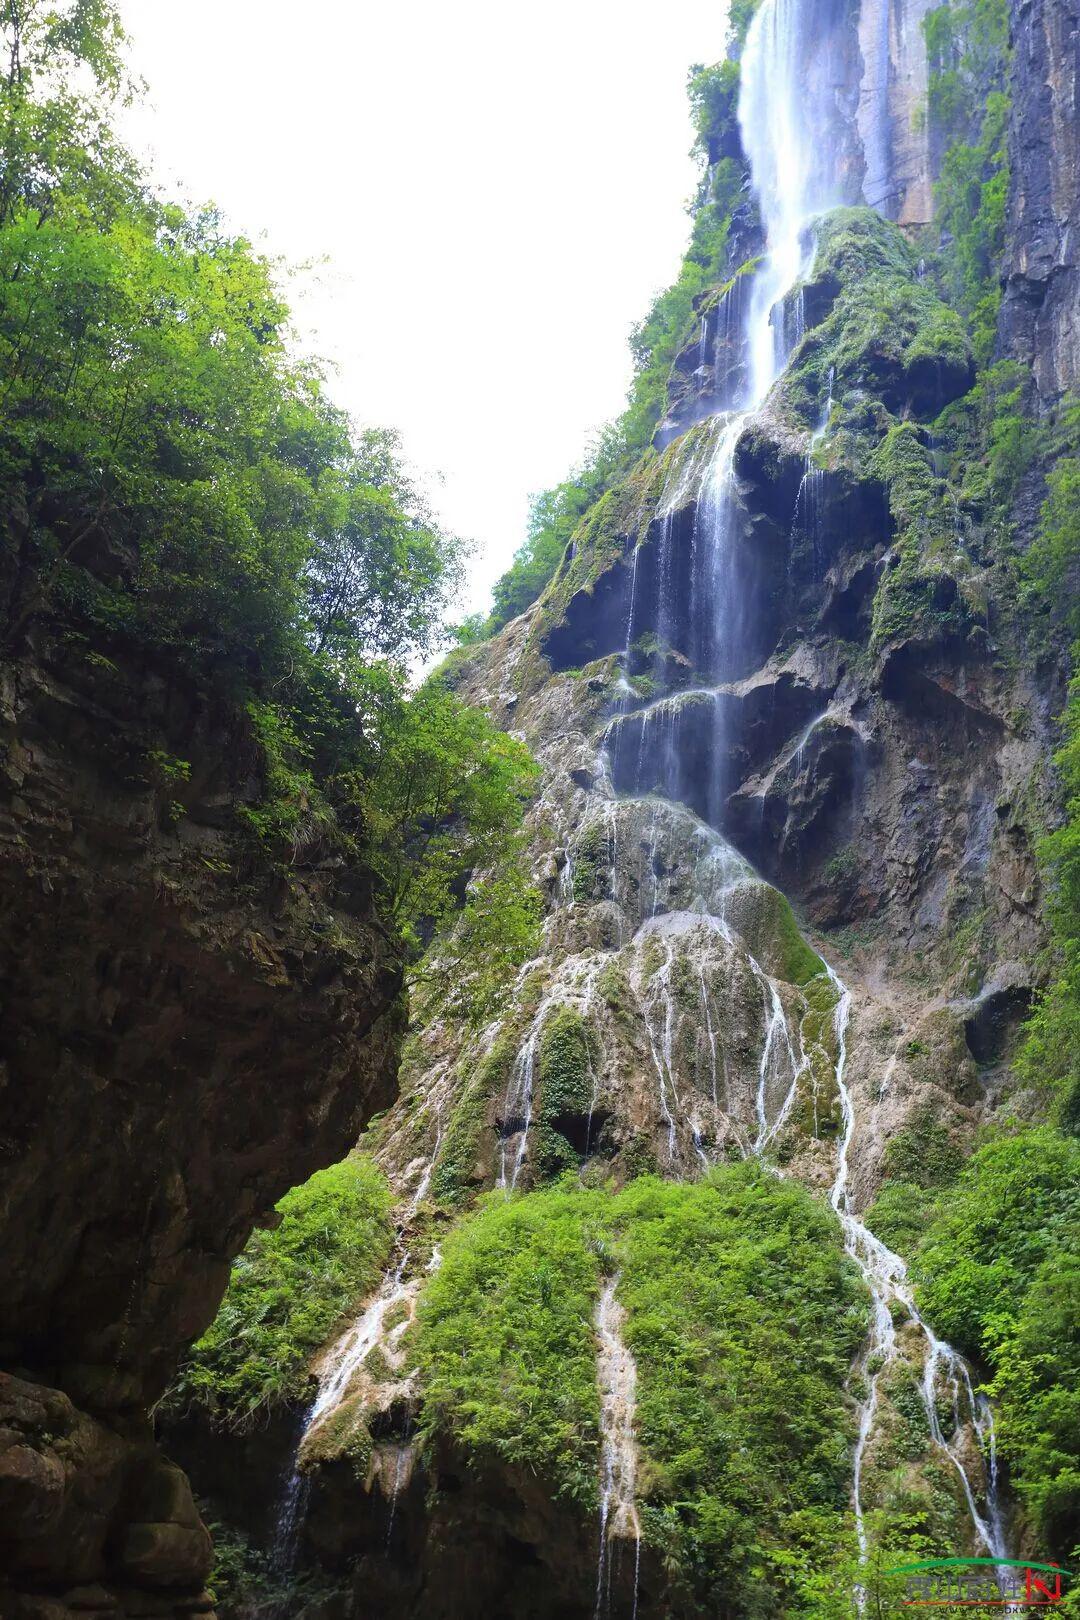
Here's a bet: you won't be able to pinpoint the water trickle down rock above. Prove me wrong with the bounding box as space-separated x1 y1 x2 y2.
595 1275 641 1619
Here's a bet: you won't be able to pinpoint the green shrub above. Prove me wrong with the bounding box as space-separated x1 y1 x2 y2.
863 1179 940 1259
171 1157 394 1428
913 1127 1080 1554
415 1166 868 1610
416 1182 604 1506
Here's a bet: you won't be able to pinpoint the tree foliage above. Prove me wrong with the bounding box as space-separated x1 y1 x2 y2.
0 0 538 960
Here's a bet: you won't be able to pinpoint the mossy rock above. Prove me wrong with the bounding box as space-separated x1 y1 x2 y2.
301 1390 374 1479
537 1008 595 1121
736 882 826 986
781 208 974 429
431 1033 517 1207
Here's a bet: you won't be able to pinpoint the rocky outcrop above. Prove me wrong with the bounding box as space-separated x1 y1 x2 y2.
0 624 403 1617
1001 0 1080 401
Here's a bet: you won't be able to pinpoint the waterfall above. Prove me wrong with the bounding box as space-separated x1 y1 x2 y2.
496 955 602 1189
268 1447 312 1581
600 0 1013 1575
825 965 1010 1579
306 1248 414 1431
739 0 845 410
595 1275 641 1619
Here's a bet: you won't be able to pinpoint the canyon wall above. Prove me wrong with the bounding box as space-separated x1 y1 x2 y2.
0 604 404 1618
1001 0 1080 402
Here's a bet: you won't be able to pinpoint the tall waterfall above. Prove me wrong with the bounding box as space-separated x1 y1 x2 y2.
738 0 846 409
618 0 856 818
607 0 1013 1580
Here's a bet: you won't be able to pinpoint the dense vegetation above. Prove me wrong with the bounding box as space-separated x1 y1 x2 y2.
913 1131 1080 1558
1018 397 1080 1130
417 1181 603 1507
170 1157 394 1429
0 0 538 956
416 1167 869 1616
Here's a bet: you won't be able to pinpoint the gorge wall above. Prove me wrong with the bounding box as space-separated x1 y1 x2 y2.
1001 0 1080 402
171 0 1079 1615
7 0 1076 1612
0 599 404 1617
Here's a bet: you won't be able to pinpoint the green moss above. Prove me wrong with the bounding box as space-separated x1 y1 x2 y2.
414 1165 867 1607
537 1009 595 1120
430 1032 516 1209
868 423 980 653
570 818 612 902
745 883 826 986
597 957 634 1021
168 1157 394 1429
534 1008 597 1174
884 1105 964 1188
821 847 859 888
781 208 972 430
300 1388 375 1479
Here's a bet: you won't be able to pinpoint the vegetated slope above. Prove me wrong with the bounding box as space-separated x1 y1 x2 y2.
166 0 1080 1614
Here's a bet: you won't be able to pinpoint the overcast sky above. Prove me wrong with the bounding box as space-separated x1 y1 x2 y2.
117 1 728 623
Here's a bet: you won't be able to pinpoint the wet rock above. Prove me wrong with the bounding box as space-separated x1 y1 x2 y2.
963 975 1035 1065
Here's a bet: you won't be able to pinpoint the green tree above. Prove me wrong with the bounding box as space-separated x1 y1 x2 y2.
342 673 540 953
0 0 537 968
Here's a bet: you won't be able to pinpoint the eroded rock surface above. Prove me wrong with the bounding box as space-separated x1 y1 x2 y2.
0 627 403 1617
1001 0 1080 401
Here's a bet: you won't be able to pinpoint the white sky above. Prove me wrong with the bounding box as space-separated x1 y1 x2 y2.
117 1 728 623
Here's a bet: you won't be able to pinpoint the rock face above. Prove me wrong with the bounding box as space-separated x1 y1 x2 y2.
0 624 403 1617
857 0 939 223
210 210 1055 1618
140 0 1070 1611
1001 0 1080 401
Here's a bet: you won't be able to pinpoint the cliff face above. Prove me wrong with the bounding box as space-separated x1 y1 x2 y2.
63 0 1073 1612
211 89 1063 1620
857 0 939 223
1001 0 1080 401
0 618 403 1618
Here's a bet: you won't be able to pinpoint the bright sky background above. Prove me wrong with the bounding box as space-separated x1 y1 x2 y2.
117 1 728 623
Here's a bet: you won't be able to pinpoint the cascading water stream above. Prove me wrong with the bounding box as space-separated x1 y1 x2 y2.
595 1274 642 1620
497 957 602 1188
306 1248 413 1432
825 965 1010 1581
600 0 1013 1562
